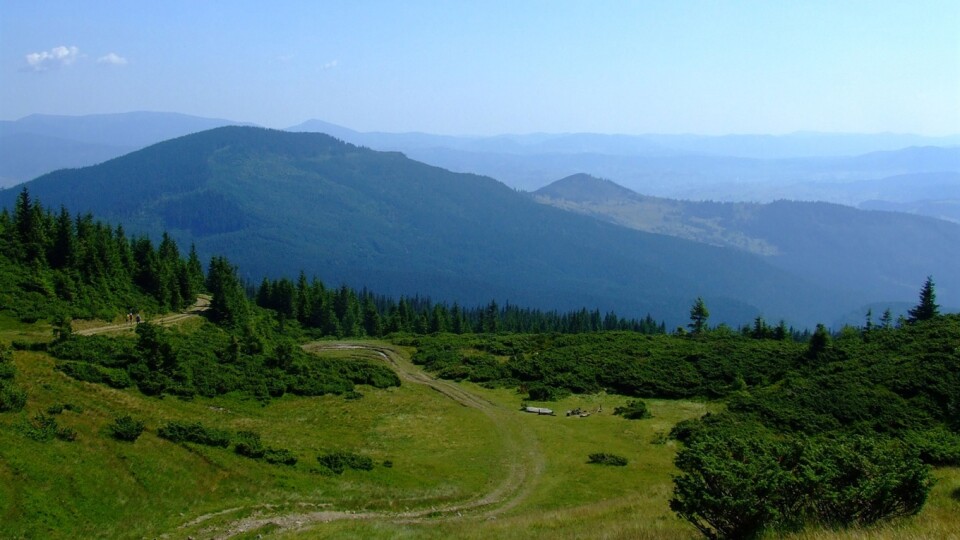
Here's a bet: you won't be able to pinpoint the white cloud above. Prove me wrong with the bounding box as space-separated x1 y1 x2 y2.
97 52 128 66
322 59 339 69
24 45 80 71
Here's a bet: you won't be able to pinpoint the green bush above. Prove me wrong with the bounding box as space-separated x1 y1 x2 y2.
56 426 77 441
317 451 373 474
108 415 145 442
63 403 83 413
526 383 569 402
0 382 27 412
671 434 804 539
263 448 298 466
613 399 651 420
0 362 15 380
903 427 960 466
46 403 64 415
20 413 76 442
158 421 231 447
800 436 931 527
587 453 628 466
234 430 266 458
56 361 132 389
670 432 933 539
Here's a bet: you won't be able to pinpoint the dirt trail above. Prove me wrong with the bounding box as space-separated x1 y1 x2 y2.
187 342 545 539
75 296 210 336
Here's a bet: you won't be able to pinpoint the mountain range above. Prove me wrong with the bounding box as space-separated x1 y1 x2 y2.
5 112 959 214
0 126 874 329
534 173 960 311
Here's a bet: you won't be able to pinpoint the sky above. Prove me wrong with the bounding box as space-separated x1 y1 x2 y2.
2 1 959 136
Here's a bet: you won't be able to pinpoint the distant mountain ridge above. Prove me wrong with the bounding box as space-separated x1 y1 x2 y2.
0 126 865 328
0 111 253 186
534 174 960 311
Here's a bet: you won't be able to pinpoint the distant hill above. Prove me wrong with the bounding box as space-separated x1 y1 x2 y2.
534 174 960 312
0 111 253 186
0 127 862 328
0 133 134 185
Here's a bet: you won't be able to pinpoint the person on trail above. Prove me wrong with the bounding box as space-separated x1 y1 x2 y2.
135 314 141 324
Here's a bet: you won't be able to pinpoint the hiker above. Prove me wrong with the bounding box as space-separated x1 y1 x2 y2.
135 314 141 324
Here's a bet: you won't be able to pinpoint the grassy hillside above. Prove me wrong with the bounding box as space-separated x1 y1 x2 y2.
3 323 957 539
0 127 858 327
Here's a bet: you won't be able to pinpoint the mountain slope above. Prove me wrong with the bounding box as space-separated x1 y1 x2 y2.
534 174 960 310
1 127 864 327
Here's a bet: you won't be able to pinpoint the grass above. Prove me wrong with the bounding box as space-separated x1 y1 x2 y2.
2 326 958 539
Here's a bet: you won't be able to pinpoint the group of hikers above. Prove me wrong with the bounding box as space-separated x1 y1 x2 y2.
126 311 142 325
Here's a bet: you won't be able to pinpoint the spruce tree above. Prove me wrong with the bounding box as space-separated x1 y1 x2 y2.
688 297 709 336
907 276 939 323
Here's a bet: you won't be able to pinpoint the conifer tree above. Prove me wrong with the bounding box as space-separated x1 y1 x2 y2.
907 276 939 323
688 297 709 336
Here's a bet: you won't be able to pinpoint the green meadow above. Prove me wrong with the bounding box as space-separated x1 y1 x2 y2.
3 317 958 539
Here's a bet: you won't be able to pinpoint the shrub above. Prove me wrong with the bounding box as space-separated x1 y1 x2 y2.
108 415 145 442
63 403 83 413
317 451 373 474
903 427 960 466
613 399 652 420
0 362 15 380
264 448 298 466
800 436 931 527
46 403 64 415
671 434 804 540
234 430 266 458
588 453 628 466
526 383 569 402
0 382 27 412
56 361 132 389
20 413 75 442
670 433 933 539
158 421 231 447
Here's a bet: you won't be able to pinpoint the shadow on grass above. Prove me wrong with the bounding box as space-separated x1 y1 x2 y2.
951 487 960 502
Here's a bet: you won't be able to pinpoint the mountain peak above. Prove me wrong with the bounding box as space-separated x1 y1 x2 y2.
534 173 640 203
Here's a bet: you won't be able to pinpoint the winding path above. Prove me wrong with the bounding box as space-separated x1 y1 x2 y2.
75 296 210 336
184 342 545 538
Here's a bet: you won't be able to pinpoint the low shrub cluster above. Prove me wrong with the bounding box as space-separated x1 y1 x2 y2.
56 361 132 389
588 453 628 466
108 415 145 442
48 323 400 403
317 451 374 474
670 431 932 539
613 399 651 420
20 413 76 442
158 421 231 447
0 345 27 413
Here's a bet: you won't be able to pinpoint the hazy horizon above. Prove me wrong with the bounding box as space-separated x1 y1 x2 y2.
2 1 958 137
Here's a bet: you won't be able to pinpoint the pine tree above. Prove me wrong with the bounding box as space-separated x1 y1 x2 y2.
205 256 249 327
907 276 939 323
688 297 709 336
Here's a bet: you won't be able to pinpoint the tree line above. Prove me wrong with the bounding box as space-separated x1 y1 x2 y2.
0 188 204 320
253 274 666 338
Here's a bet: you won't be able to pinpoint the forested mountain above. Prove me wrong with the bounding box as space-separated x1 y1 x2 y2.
0 112 252 186
534 174 960 312
0 127 861 328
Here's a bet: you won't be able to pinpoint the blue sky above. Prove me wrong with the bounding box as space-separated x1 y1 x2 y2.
2 1 958 135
